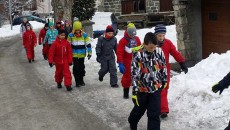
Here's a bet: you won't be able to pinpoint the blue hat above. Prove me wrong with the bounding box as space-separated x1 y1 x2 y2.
154 24 166 34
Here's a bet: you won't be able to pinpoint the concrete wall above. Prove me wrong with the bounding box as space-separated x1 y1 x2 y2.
173 0 202 67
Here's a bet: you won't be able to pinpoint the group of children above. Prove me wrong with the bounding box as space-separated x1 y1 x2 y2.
21 17 230 130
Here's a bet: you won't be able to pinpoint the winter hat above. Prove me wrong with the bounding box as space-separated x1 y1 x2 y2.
127 22 136 36
44 23 49 27
49 22 54 27
154 24 166 34
56 20 61 25
105 25 114 33
73 21 82 30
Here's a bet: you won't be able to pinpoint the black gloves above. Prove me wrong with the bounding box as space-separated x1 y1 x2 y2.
96 53 101 63
179 62 188 74
69 63 73 66
49 63 53 68
212 83 225 95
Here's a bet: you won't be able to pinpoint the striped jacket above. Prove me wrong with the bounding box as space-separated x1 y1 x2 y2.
67 32 92 58
43 29 58 45
131 46 167 93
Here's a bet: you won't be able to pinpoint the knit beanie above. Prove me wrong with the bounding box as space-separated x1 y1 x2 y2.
154 24 166 34
73 21 82 30
127 22 136 36
105 25 114 33
48 22 54 27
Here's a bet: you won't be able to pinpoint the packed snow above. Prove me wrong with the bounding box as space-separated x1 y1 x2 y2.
1 12 230 130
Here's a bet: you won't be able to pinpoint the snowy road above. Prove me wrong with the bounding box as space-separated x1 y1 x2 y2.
0 37 113 130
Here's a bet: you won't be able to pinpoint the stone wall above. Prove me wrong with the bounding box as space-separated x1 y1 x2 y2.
146 0 160 13
104 0 121 16
173 0 202 67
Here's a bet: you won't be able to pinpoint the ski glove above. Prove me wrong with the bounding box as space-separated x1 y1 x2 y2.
87 55 91 60
132 88 139 106
49 63 53 68
212 83 225 95
69 63 73 66
179 62 188 74
118 63 125 74
96 53 101 63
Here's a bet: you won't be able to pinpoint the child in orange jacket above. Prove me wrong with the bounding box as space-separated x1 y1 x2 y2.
23 24 37 63
48 30 73 91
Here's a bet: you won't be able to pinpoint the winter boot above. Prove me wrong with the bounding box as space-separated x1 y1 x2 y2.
79 77 85 86
99 76 103 82
123 88 129 99
28 59 31 63
160 113 168 119
57 83 62 89
74 77 80 87
111 84 119 88
32 59 35 62
130 123 137 130
43 55 47 60
66 86 72 91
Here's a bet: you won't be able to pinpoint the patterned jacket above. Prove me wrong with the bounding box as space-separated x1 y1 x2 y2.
67 32 92 58
131 46 167 93
43 29 58 45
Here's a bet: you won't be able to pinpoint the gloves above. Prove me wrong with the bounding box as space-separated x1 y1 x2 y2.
119 63 125 74
131 45 143 53
69 63 73 66
43 44 45 47
132 88 139 106
212 83 225 95
87 55 91 60
68 33 74 38
179 62 188 74
49 63 53 68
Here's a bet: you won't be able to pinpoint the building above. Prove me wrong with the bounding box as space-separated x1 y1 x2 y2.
36 0 52 14
173 0 230 66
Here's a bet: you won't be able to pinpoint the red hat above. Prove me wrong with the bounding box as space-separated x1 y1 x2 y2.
105 25 114 33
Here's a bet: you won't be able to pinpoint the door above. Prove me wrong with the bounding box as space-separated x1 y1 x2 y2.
202 0 230 58
121 0 134 14
160 0 173 12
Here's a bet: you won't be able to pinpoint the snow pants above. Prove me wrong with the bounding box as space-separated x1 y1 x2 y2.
98 58 118 86
42 43 49 56
128 91 161 130
25 45 35 60
121 59 132 88
225 121 230 130
73 58 85 84
55 63 72 87
161 68 170 113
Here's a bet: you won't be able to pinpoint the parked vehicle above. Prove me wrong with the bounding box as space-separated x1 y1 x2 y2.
13 15 46 26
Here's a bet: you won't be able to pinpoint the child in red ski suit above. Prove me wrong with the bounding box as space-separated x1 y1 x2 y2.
48 30 73 91
23 24 37 63
154 24 188 118
38 23 49 60
116 22 141 99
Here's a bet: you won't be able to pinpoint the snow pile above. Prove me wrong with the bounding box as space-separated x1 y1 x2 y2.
0 21 44 39
92 12 112 31
169 51 230 130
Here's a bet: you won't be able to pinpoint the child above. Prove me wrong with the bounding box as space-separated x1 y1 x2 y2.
116 22 141 98
154 24 188 118
64 20 72 39
38 23 49 60
67 20 92 87
23 24 37 63
128 32 167 130
42 22 58 58
212 72 230 130
20 17 32 37
96 25 118 87
48 29 73 91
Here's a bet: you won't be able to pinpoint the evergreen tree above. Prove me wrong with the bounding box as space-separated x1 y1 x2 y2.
72 0 96 21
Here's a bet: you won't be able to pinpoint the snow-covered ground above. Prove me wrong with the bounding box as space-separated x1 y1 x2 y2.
1 12 230 130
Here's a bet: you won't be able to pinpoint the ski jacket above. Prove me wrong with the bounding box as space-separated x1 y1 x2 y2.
39 28 47 45
116 31 141 63
131 47 167 93
67 32 92 58
43 29 58 45
48 37 73 64
23 30 37 48
96 35 117 60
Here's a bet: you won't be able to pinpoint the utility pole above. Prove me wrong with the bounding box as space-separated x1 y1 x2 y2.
9 0 12 30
